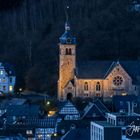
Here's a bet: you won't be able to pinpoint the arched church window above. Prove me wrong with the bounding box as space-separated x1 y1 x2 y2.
84 82 88 91
96 82 101 91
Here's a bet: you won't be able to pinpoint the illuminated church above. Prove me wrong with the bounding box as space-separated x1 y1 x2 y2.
57 21 140 101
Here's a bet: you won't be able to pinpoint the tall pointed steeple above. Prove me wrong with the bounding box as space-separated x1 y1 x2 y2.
59 6 76 45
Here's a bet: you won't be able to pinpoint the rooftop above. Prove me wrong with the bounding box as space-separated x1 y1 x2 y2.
107 112 140 117
76 60 140 84
92 121 120 127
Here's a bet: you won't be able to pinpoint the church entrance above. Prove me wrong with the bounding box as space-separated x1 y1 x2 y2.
67 93 73 101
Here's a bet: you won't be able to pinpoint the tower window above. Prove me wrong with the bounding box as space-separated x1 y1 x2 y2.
66 48 72 55
66 48 69 55
96 82 101 91
69 49 72 55
84 82 88 91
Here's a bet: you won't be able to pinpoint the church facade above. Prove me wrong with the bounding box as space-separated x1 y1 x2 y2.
58 22 140 101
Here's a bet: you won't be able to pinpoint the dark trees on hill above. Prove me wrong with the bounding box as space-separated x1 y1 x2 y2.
0 0 139 95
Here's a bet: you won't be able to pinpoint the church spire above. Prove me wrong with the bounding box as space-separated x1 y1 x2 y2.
59 5 76 45
64 6 70 31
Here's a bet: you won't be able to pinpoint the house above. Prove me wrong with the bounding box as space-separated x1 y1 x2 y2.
35 117 57 140
90 99 140 140
0 62 16 94
58 101 80 120
0 98 26 117
5 104 41 125
82 99 109 120
90 121 122 140
113 95 137 112
58 20 140 101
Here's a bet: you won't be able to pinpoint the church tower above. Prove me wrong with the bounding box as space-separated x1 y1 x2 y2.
58 21 76 101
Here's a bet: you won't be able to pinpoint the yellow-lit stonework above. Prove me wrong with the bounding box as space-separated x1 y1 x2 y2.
58 22 140 101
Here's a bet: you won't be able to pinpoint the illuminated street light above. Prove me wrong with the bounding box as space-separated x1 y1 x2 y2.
47 101 50 105
19 88 23 92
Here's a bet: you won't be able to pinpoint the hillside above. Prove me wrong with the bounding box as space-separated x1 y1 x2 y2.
0 0 140 94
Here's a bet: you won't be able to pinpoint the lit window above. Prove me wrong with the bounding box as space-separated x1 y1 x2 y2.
121 93 127 96
9 86 13 92
84 82 88 91
26 130 33 135
96 82 101 91
0 70 3 75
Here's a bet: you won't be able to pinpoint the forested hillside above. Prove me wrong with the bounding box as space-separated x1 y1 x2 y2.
0 0 140 95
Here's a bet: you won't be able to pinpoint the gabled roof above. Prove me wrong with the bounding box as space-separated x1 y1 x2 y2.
59 101 80 115
76 60 140 84
82 100 109 119
64 79 74 88
61 128 90 140
24 117 57 128
76 61 113 79
1 63 15 76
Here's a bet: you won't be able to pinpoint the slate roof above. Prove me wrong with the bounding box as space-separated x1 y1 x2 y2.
59 22 76 45
82 99 109 119
76 61 114 79
61 128 90 140
6 104 40 116
76 60 140 84
59 101 80 116
2 63 15 76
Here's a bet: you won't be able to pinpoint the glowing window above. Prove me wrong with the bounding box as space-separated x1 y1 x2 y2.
9 86 13 92
84 82 88 91
0 70 3 75
96 82 101 91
